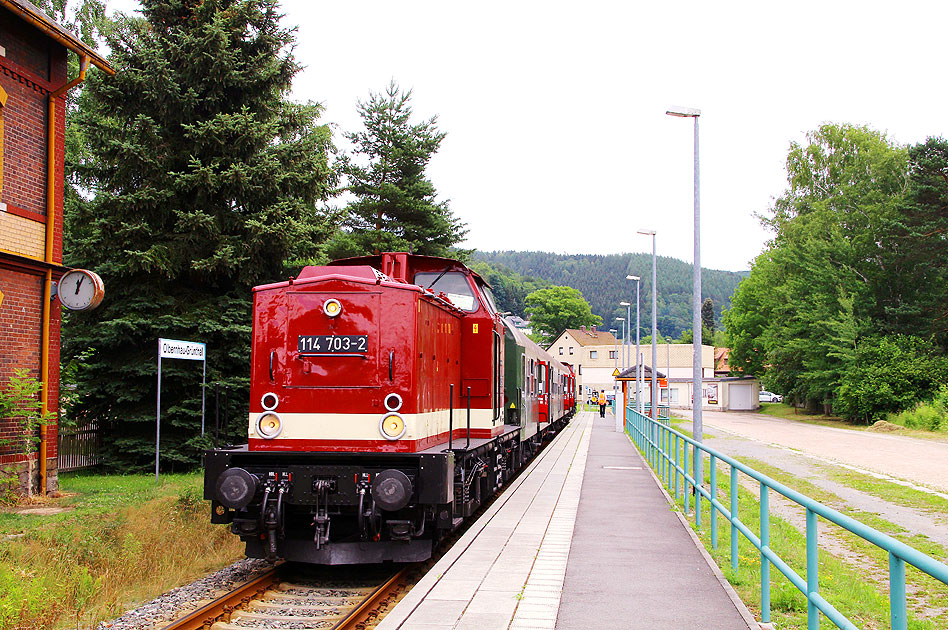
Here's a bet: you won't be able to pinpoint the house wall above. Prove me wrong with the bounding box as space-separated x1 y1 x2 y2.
0 6 68 493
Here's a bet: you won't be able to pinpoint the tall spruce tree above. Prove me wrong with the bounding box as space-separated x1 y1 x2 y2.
701 298 715 334
63 0 334 470
330 81 467 258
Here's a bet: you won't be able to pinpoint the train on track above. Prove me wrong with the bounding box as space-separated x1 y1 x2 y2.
204 252 576 564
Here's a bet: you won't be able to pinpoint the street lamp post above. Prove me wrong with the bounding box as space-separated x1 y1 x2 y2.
610 328 618 416
619 301 632 370
615 318 625 431
627 275 640 414
637 229 657 421
667 104 703 518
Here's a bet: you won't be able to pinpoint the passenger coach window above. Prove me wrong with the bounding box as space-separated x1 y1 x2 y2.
414 271 479 312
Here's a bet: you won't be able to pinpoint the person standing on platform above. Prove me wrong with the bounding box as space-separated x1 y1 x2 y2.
598 390 606 417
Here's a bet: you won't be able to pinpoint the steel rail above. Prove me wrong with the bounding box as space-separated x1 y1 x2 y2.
159 566 283 630
158 564 406 630
331 567 409 630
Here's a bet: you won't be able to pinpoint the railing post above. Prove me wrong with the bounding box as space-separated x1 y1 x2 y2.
761 483 771 624
806 508 819 630
730 465 738 571
674 434 680 501
695 443 702 530
663 426 669 488
710 455 717 549
889 553 907 630
650 418 655 468
684 439 690 515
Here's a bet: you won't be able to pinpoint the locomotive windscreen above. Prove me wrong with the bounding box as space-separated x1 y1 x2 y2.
413 271 478 312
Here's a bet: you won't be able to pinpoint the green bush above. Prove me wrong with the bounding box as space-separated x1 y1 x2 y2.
835 335 948 424
0 368 55 454
889 385 948 432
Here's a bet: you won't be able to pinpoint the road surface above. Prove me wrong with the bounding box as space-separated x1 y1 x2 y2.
674 408 948 494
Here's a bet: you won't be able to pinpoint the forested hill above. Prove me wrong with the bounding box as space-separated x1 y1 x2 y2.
472 251 747 339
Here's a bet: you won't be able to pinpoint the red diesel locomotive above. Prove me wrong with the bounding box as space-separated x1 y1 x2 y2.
204 252 575 564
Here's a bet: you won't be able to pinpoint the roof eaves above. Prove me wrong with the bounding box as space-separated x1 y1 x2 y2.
1 0 114 74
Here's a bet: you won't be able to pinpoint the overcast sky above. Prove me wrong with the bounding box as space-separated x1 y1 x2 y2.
108 0 948 272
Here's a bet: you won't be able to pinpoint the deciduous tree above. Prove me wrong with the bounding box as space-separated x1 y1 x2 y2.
525 286 602 346
724 124 948 415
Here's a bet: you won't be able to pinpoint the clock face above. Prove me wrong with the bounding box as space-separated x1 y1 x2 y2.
59 270 105 311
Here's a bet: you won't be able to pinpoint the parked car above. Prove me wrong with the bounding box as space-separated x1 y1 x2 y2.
759 390 782 403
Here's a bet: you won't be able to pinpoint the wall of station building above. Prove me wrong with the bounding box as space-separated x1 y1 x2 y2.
0 5 68 493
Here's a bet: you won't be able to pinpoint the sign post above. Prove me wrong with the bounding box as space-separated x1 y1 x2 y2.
156 338 207 481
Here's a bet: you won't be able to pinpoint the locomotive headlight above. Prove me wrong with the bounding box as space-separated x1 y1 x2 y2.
261 392 279 411
256 412 283 439
384 393 403 412
323 299 342 317
379 413 406 440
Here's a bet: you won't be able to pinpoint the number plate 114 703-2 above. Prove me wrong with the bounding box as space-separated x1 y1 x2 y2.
298 335 368 354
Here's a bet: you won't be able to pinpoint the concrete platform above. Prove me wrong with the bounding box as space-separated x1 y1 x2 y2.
376 411 757 630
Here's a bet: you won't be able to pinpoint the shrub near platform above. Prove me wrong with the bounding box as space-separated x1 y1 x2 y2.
0 472 243 630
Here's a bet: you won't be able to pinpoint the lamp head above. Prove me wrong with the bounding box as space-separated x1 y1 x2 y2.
666 106 701 117
620 301 631 306
637 229 656 236
627 275 640 281
616 316 625 321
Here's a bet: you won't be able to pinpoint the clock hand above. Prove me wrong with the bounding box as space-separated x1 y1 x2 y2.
75 276 84 294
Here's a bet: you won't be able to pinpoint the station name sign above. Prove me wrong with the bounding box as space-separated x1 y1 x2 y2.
158 338 206 361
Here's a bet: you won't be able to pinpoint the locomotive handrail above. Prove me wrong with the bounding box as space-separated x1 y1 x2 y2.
626 407 948 630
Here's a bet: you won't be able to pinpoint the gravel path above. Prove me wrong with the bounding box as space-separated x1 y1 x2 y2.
95 558 273 630
680 409 948 493
672 409 948 553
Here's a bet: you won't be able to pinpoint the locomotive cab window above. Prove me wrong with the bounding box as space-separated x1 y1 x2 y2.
414 271 479 312
480 283 499 314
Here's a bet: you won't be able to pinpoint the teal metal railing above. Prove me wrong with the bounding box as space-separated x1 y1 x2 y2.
636 402 670 421
625 407 948 630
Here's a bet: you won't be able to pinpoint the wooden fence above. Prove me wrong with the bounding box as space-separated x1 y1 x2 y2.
58 420 103 472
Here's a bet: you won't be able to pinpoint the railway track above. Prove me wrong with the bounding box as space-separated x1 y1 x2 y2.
161 564 409 630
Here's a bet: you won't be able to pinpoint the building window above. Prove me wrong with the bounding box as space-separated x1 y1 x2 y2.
559 347 563 355
661 388 680 403
609 350 617 359
569 347 574 355
590 350 598 359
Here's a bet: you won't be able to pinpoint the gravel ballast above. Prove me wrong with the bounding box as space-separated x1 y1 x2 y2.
95 558 273 630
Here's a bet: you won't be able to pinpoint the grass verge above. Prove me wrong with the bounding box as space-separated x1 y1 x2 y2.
755 404 948 443
815 465 948 515
0 471 243 629
633 425 947 629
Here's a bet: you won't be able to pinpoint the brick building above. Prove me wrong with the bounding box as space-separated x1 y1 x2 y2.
0 0 111 494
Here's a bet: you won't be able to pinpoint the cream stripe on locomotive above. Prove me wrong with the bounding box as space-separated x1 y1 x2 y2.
248 408 499 442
